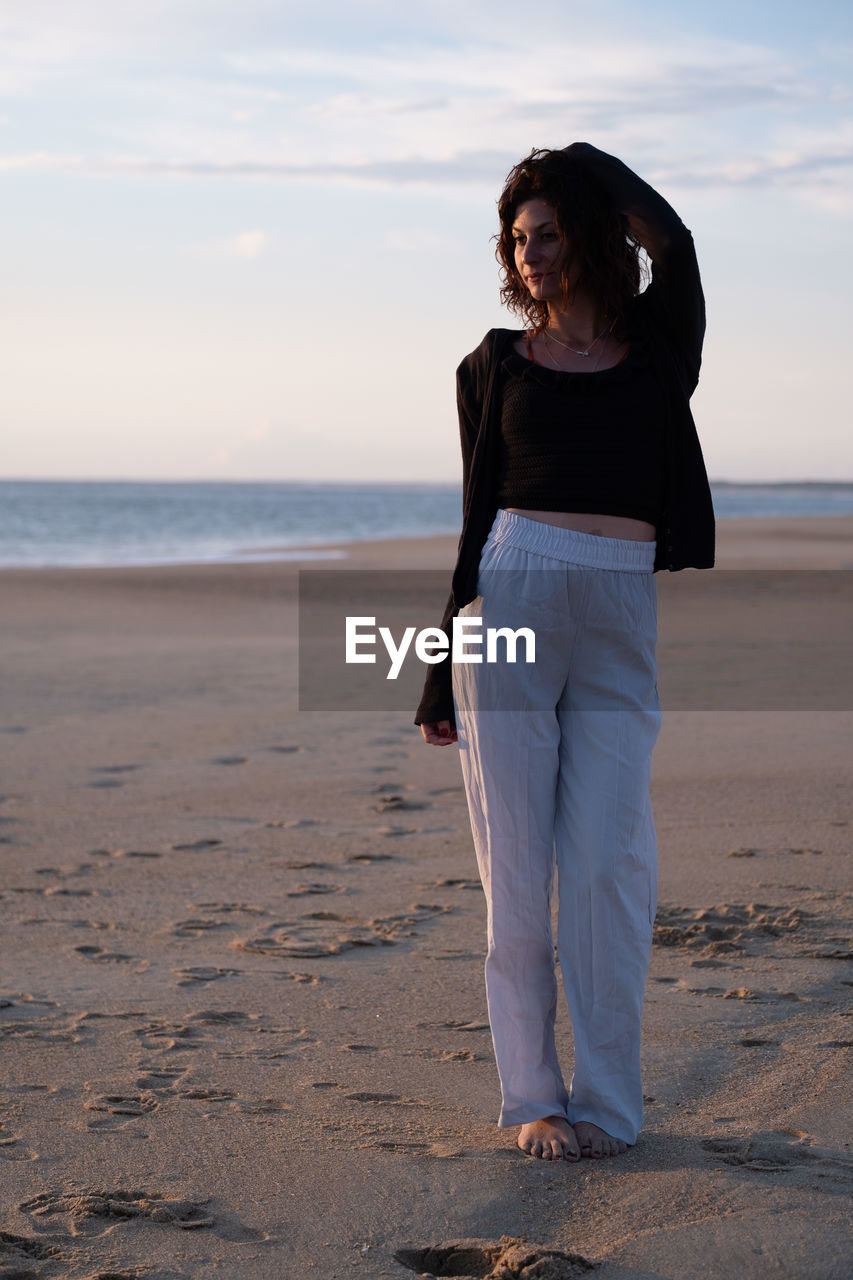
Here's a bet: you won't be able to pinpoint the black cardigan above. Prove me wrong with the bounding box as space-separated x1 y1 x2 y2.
415 143 715 728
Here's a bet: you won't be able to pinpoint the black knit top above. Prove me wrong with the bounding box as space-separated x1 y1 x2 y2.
414 141 715 728
495 343 667 527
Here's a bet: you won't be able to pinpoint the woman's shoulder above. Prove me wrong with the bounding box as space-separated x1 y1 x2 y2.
457 328 521 381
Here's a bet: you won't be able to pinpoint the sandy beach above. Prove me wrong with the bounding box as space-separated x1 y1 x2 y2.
1 516 851 1280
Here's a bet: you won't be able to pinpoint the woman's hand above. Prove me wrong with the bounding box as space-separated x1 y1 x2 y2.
420 720 458 746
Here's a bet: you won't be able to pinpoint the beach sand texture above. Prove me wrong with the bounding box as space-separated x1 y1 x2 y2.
1 517 851 1280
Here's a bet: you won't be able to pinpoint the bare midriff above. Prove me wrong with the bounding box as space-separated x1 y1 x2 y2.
504 509 656 542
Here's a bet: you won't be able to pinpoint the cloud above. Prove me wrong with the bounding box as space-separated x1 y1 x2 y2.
232 229 267 257
187 229 270 258
0 4 849 209
5 146 852 209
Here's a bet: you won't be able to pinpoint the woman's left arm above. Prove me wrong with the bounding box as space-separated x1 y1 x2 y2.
563 141 705 390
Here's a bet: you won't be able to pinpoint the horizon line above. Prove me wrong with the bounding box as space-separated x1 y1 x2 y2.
2 476 852 488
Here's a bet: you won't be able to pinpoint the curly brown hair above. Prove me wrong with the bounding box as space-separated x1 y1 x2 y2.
496 148 644 336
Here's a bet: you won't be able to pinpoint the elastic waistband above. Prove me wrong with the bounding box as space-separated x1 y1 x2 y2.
489 510 656 573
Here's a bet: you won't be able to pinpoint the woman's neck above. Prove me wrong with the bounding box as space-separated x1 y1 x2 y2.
546 296 608 351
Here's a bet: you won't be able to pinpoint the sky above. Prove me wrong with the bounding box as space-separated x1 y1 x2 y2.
2 0 852 483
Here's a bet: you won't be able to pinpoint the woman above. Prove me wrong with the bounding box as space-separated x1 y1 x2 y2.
415 142 714 1162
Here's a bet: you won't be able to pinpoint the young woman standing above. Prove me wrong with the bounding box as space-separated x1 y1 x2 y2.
416 142 714 1161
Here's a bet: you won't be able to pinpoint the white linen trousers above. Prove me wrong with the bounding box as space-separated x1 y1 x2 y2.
452 509 661 1144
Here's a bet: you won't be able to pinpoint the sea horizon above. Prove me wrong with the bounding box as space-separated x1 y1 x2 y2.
1 477 852 570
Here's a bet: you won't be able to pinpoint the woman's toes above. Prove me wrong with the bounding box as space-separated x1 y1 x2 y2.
518 1118 581 1162
574 1121 626 1159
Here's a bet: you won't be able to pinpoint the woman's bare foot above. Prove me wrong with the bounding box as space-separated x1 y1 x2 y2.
573 1121 628 1159
517 1116 580 1161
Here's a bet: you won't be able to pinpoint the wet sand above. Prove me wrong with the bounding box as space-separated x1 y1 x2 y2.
1 516 851 1279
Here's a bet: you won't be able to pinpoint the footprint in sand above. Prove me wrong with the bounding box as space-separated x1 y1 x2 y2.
170 918 235 937
417 877 481 891
266 818 318 830
11 882 96 897
428 1049 481 1063
214 1023 312 1061
187 1010 263 1027
372 796 429 813
45 887 99 898
346 852 395 864
133 1021 208 1051
135 1067 189 1092
0 993 59 1019
19 1187 269 1247
108 847 163 859
20 1188 215 1236
78 1270 168 1279
417 1019 491 1033
176 1086 235 1101
677 984 800 1003
74 945 134 962
194 902 268 916
212 755 248 766
395 1238 597 1277
84 1090 160 1131
702 1130 853 1182
0 1231 65 1270
267 744 301 754
234 903 452 960
653 902 807 956
227 1098 291 1114
0 1125 39 1161
286 883 344 897
0 1014 83 1047
345 1092 405 1104
214 1046 294 1062
1 1026 81 1048
171 838 222 851
376 1140 468 1158
172 966 242 986
0 811 21 845
726 846 823 858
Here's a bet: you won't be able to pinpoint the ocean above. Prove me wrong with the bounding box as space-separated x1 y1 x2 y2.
1 480 852 569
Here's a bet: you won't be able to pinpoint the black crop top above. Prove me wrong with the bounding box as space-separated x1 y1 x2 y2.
495 341 667 527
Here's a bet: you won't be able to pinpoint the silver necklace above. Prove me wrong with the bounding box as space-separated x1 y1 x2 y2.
543 328 609 372
545 319 611 357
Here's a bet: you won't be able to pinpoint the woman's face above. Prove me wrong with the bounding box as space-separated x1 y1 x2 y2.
511 198 566 301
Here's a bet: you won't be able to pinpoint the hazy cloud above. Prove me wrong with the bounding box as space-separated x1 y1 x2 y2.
185 228 270 258
0 3 848 209
232 230 268 258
